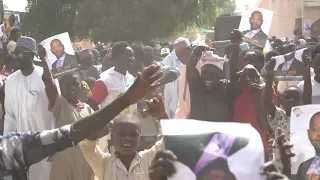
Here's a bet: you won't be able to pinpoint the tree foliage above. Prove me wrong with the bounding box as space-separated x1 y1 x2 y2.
22 0 79 41
22 0 234 42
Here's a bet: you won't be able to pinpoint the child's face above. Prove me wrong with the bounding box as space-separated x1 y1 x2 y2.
200 64 222 91
281 88 302 116
112 121 141 155
61 74 81 104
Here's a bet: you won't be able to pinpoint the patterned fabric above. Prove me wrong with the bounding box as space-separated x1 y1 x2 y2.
16 36 37 52
267 106 288 171
0 124 73 180
307 156 320 175
81 81 92 99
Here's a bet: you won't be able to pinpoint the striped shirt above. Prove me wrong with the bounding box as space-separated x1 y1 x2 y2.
0 125 74 180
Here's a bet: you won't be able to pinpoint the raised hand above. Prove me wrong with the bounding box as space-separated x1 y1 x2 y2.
144 95 168 120
302 48 312 68
261 162 290 180
149 150 177 180
231 29 243 45
124 65 163 105
264 58 276 79
37 45 47 61
277 128 295 176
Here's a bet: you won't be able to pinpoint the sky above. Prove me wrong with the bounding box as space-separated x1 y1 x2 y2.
4 0 28 12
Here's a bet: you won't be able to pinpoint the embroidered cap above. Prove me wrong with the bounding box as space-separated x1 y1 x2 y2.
16 36 37 53
197 51 225 71
172 37 190 52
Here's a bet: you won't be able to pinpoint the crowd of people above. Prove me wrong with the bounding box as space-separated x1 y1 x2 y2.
0 16 319 180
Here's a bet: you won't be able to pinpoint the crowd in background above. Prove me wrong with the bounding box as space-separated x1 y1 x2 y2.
0 12 319 180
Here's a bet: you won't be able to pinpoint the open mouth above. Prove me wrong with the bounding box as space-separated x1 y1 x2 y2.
122 143 132 148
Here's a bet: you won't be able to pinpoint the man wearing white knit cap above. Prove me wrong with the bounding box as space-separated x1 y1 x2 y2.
186 48 234 122
4 36 55 180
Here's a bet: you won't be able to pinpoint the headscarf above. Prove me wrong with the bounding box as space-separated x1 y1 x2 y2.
196 51 225 73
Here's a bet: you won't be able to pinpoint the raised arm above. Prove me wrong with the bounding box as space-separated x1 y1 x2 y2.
302 49 312 105
229 30 242 85
263 58 277 118
251 83 273 134
71 65 163 144
186 46 203 90
158 64 180 86
38 45 58 107
1 65 164 174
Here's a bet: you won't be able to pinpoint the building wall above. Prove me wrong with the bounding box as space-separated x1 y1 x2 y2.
259 0 303 38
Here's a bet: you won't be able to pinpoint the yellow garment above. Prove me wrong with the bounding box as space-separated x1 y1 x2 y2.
5 25 12 37
80 139 164 180
49 94 95 180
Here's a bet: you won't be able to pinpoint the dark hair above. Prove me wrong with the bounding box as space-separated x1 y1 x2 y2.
265 50 280 62
247 49 265 62
84 77 96 89
275 45 285 55
224 43 234 59
254 46 264 52
59 72 81 86
9 28 20 41
196 158 236 180
312 44 320 61
50 39 63 47
283 85 302 98
240 49 248 56
251 11 263 20
310 112 320 128
111 41 130 60
310 36 319 43
3 54 15 65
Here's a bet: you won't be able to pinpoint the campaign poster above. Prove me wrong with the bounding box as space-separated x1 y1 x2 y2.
304 20 312 34
238 8 274 48
291 105 320 180
40 32 79 79
273 48 308 81
161 120 265 180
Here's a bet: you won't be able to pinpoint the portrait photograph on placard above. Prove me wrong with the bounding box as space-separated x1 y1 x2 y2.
291 105 320 180
273 48 309 81
40 32 79 78
161 120 265 180
238 8 273 48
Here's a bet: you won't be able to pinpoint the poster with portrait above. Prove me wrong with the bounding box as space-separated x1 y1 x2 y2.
40 32 79 79
273 47 309 81
238 8 273 48
291 105 320 180
304 20 313 34
161 120 265 180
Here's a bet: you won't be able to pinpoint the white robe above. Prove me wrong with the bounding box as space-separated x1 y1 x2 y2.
4 66 55 180
161 51 181 118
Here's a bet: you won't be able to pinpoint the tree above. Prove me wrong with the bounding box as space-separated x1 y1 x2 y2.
22 0 80 42
222 0 236 14
23 0 233 42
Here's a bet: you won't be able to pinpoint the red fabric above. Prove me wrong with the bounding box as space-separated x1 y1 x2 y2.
233 84 277 152
90 80 108 104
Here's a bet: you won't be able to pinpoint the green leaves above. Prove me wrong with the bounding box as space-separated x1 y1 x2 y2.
22 0 235 43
